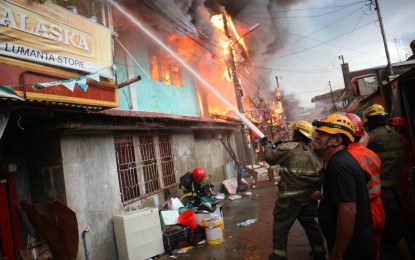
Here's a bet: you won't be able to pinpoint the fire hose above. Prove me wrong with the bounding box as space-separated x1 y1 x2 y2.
81 226 89 260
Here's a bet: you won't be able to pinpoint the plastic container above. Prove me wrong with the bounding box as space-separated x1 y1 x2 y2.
202 215 224 245
178 210 198 230
237 218 257 227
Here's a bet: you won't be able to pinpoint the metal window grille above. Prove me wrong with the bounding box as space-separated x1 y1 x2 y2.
115 134 176 204
158 134 176 186
114 136 140 202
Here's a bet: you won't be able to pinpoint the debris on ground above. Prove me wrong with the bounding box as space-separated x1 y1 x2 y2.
236 218 257 227
228 195 242 200
240 191 252 196
177 246 194 253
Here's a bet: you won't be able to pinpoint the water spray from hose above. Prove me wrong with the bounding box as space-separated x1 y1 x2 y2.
108 0 265 139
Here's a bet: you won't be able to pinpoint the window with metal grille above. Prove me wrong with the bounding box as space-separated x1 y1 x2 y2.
149 46 183 87
114 134 177 204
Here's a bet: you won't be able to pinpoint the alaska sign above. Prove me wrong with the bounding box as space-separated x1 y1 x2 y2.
0 0 113 78
0 0 117 108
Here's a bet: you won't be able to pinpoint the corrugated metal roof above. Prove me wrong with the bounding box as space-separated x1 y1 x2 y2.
88 108 241 125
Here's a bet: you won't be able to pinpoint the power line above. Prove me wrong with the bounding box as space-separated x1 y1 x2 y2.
247 20 376 63
239 5 351 19
239 1 366 14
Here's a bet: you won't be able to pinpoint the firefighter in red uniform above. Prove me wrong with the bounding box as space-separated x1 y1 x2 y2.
345 113 384 259
262 120 326 260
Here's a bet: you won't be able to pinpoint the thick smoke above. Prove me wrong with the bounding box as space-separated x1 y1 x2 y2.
208 0 308 107
118 0 307 118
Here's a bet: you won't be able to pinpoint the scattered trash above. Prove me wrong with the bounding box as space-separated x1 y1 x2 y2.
222 178 249 195
228 195 242 200
215 193 225 200
197 239 206 245
168 255 177 258
177 246 194 253
237 218 257 227
240 191 252 196
163 197 185 210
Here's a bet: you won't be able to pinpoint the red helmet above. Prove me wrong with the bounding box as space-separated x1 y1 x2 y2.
389 117 407 128
192 167 206 183
345 113 364 137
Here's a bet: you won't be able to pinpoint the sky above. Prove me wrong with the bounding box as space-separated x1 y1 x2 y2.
233 0 415 108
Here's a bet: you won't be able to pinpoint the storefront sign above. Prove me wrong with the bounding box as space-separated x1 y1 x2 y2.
0 0 113 78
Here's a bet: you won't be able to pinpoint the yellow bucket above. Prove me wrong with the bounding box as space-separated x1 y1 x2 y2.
202 219 224 245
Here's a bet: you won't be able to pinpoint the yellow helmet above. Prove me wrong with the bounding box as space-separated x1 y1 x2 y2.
364 104 387 117
288 120 313 139
312 114 355 142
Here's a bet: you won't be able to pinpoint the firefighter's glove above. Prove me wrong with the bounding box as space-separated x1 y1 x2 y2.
274 140 283 146
260 136 269 146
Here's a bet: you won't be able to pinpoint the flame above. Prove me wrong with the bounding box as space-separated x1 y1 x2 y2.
166 31 237 117
210 14 249 55
226 16 249 55
225 68 232 81
211 15 225 33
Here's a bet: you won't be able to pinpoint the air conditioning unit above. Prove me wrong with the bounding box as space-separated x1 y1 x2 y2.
113 207 164 260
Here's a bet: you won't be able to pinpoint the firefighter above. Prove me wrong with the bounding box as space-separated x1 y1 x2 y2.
363 105 412 259
312 113 376 259
345 112 385 259
261 120 326 260
389 117 415 225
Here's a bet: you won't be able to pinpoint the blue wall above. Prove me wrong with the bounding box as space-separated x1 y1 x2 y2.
115 34 200 116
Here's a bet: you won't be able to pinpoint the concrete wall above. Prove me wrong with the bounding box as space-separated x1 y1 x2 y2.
59 129 238 259
173 130 236 191
60 133 122 260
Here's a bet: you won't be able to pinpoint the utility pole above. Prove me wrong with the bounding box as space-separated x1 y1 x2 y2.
221 12 253 165
374 0 393 75
329 81 337 112
339 55 354 108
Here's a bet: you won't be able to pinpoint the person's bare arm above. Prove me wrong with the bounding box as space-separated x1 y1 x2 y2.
329 202 356 260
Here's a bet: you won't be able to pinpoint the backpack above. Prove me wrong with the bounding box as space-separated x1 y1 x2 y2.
179 172 193 192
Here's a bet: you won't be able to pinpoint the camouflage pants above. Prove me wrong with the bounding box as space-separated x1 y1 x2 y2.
271 198 325 260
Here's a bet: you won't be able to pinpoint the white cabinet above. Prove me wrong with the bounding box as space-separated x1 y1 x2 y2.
113 207 164 260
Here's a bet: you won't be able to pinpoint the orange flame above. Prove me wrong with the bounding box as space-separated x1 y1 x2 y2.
166 31 237 117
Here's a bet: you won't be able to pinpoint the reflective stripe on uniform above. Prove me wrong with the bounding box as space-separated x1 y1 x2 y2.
381 179 401 188
274 248 287 257
369 184 381 194
278 188 310 198
312 245 325 253
280 166 317 177
376 150 404 159
372 175 380 181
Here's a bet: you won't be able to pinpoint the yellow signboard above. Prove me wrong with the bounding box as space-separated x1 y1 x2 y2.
0 0 113 78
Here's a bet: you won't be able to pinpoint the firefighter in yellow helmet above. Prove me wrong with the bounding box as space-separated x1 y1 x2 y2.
312 113 376 259
261 120 326 260
363 104 413 259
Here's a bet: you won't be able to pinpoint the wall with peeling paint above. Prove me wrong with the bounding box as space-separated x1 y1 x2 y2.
59 129 238 259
